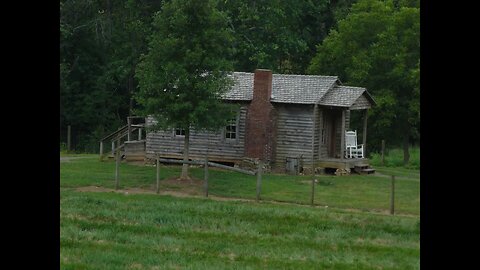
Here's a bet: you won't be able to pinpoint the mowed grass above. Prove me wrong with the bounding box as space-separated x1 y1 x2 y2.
61 155 419 215
60 155 420 269
370 147 420 170
60 190 419 269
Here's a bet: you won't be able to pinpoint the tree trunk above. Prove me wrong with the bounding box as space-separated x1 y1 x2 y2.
180 128 190 180
403 134 410 166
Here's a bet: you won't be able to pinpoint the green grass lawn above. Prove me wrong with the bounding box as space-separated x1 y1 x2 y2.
369 147 420 170
61 155 419 215
60 154 420 269
61 190 419 269
373 166 420 180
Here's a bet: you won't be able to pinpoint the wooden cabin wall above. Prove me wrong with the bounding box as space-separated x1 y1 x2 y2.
346 110 351 134
145 105 248 163
274 104 315 170
313 106 321 162
319 109 328 158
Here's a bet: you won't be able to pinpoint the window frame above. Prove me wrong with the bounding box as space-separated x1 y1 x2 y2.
223 111 240 143
173 128 186 138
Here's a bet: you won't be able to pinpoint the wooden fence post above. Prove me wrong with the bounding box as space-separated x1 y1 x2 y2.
311 177 316 206
204 158 209 197
156 156 160 194
390 175 395 215
99 141 104 161
138 128 142 140
256 162 263 202
381 140 386 166
117 137 121 157
67 125 71 152
115 149 120 190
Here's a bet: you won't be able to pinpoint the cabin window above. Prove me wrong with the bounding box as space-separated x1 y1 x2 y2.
225 118 237 140
174 128 185 137
224 110 240 141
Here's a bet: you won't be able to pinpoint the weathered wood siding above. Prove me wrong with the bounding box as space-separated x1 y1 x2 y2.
145 105 248 163
313 106 321 162
334 111 342 157
319 109 329 158
274 104 315 169
350 94 371 110
124 140 146 161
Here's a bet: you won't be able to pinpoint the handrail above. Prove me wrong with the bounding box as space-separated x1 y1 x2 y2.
100 125 128 142
99 116 146 161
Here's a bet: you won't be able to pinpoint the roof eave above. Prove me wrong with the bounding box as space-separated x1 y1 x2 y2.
363 89 377 106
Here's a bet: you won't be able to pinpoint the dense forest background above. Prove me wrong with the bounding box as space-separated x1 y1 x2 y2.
60 0 419 161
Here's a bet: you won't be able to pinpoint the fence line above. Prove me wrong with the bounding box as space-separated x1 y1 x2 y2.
111 156 402 215
154 156 260 200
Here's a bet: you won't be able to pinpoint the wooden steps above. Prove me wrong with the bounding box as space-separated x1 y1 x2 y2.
360 168 376 174
354 164 375 174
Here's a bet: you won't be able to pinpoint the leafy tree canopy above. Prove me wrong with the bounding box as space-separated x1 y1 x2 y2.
308 0 419 160
135 0 237 132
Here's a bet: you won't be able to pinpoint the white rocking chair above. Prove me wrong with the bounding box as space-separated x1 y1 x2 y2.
345 130 364 158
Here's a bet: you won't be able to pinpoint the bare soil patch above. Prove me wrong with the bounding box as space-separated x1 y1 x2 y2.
60 156 89 163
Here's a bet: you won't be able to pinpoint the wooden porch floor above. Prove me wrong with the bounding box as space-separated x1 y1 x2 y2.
316 158 369 170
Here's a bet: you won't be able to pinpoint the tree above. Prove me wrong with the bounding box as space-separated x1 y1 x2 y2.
60 0 162 152
135 0 236 179
218 0 335 74
308 0 419 164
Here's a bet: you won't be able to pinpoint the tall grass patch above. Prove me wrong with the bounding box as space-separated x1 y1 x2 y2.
370 147 420 169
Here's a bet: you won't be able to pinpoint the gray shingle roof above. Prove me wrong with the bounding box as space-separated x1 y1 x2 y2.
222 72 254 101
271 74 338 104
319 86 367 107
223 72 339 104
222 72 374 107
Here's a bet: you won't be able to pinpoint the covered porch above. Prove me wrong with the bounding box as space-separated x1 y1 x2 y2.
313 85 376 174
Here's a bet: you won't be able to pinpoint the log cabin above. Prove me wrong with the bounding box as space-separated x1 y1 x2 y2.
103 69 376 174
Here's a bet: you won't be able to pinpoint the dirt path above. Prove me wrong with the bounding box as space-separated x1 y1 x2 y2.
72 185 418 218
372 171 419 181
60 156 90 163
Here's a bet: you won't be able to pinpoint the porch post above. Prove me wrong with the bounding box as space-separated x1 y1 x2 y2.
127 117 132 141
363 109 368 156
340 109 346 160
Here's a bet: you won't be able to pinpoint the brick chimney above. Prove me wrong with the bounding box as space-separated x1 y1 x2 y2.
244 69 277 162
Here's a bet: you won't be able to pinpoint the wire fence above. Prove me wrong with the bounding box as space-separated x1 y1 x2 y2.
111 154 419 216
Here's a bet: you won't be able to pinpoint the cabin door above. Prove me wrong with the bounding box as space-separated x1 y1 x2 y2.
324 110 341 158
